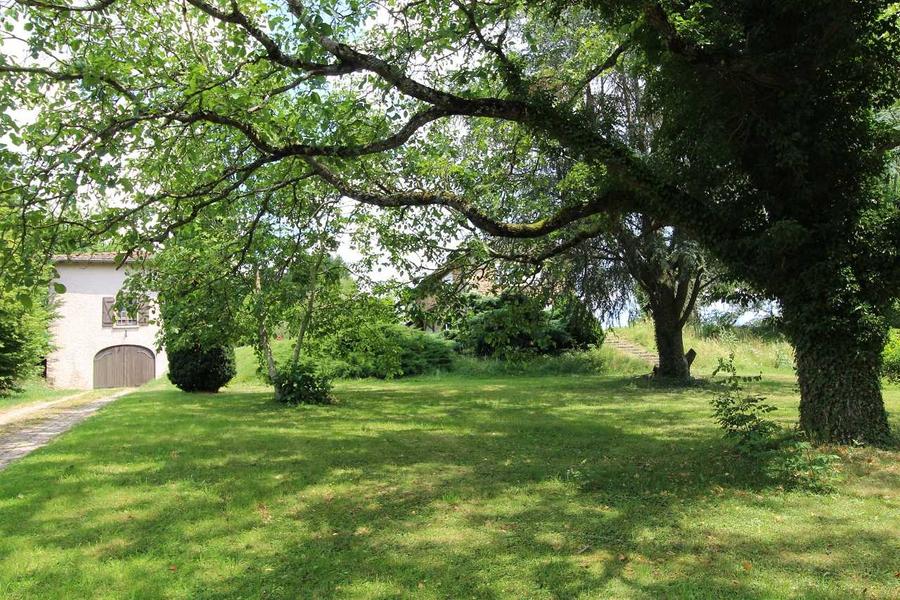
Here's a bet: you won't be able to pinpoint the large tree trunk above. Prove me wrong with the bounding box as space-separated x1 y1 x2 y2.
783 302 891 444
650 303 690 379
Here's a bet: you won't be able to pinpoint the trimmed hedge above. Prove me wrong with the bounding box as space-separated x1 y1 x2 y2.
167 345 236 392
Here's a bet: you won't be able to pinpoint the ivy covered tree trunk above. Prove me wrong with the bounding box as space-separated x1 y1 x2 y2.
783 300 892 445
651 303 690 379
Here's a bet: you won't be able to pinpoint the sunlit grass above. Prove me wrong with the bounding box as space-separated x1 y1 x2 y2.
0 375 896 599
613 320 797 377
0 380 77 412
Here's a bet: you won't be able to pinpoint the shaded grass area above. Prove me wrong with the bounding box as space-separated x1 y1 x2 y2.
0 375 897 599
612 321 796 377
0 380 76 412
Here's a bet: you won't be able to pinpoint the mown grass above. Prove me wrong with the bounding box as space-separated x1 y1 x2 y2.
612 321 796 377
0 380 76 412
0 373 897 599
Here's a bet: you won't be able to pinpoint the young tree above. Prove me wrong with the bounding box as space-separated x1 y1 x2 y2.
126 192 346 399
2 1 898 442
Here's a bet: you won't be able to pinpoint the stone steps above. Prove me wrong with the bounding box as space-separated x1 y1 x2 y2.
605 336 658 365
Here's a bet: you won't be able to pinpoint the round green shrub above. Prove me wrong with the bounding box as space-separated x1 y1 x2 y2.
167 345 236 392
273 361 334 405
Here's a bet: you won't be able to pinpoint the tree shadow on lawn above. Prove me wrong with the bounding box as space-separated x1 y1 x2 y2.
0 378 894 599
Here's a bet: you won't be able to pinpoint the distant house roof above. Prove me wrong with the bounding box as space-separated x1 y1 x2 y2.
52 252 123 264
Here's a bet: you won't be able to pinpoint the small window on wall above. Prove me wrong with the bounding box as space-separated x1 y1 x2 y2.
102 297 148 328
114 307 139 327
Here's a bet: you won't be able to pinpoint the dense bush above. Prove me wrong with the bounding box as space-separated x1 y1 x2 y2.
452 293 602 358
0 302 30 395
452 347 612 377
273 360 333 405
329 323 455 379
167 345 236 392
884 329 900 382
0 290 51 395
305 291 455 379
550 296 605 349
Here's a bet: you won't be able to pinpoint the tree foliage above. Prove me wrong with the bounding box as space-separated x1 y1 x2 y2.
0 278 52 395
121 188 348 396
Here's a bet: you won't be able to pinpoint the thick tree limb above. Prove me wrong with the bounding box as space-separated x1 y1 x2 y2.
486 220 615 264
304 157 629 238
173 105 452 158
16 0 115 11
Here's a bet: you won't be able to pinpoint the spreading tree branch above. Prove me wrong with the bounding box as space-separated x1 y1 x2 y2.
16 0 115 12
304 157 631 238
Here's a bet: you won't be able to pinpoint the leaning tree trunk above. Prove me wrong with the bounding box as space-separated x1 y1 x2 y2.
782 300 891 445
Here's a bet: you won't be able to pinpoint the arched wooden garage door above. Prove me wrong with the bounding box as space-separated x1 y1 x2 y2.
93 345 155 388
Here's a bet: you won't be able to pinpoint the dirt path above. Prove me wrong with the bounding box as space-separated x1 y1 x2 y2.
0 391 98 427
0 389 131 470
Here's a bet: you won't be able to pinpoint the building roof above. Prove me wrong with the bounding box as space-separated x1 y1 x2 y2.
52 252 123 264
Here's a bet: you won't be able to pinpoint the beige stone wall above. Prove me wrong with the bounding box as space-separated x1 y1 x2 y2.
46 262 167 389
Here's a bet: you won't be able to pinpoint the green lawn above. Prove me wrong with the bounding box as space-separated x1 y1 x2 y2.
0 380 76 412
612 321 796 377
0 375 897 599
